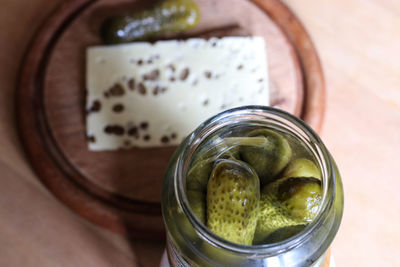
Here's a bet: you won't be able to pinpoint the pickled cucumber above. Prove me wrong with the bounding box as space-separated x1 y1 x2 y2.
101 0 200 44
277 177 322 221
240 129 292 184
186 158 214 224
186 128 323 246
186 137 243 225
283 158 321 180
253 174 322 244
187 190 206 223
253 188 304 245
206 159 260 245
191 136 241 164
187 157 214 192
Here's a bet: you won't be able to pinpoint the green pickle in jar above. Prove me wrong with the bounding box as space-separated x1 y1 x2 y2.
101 0 200 44
186 127 323 246
161 107 343 266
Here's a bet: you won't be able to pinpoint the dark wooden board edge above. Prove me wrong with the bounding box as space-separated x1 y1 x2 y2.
16 0 325 237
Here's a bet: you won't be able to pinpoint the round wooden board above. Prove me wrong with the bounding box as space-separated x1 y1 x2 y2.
17 0 325 238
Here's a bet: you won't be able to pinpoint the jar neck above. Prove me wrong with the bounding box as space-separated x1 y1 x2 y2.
174 105 336 256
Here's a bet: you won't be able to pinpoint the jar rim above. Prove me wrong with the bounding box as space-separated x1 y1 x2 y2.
174 105 336 256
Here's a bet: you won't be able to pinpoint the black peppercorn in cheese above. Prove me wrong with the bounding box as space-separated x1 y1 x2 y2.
86 37 269 150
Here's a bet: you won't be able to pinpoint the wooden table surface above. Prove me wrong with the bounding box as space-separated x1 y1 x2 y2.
1 0 399 266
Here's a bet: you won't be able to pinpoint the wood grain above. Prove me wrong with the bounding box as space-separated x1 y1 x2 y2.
4 0 398 266
44 0 303 203
17 0 324 237
0 0 138 266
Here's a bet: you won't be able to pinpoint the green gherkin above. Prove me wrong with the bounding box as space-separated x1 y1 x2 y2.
277 177 322 221
283 158 321 180
254 176 322 244
101 0 200 44
279 157 323 222
253 186 304 244
207 159 260 245
186 158 214 225
187 157 214 192
186 190 206 224
192 136 241 164
187 131 323 246
186 137 241 225
240 129 292 184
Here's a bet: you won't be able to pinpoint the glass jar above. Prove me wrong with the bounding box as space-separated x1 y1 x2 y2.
161 106 344 267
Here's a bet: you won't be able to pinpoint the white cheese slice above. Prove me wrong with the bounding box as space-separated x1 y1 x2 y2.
86 37 269 150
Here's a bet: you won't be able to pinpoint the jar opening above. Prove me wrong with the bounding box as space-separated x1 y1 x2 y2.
174 106 336 256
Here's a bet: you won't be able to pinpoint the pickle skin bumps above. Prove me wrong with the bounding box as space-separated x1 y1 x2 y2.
186 125 323 246
101 0 200 44
206 159 260 245
253 185 305 245
254 158 322 244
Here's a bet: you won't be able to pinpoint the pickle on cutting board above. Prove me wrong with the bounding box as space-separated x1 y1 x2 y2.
101 0 200 44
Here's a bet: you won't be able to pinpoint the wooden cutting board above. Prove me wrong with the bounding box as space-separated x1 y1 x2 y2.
17 0 325 238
